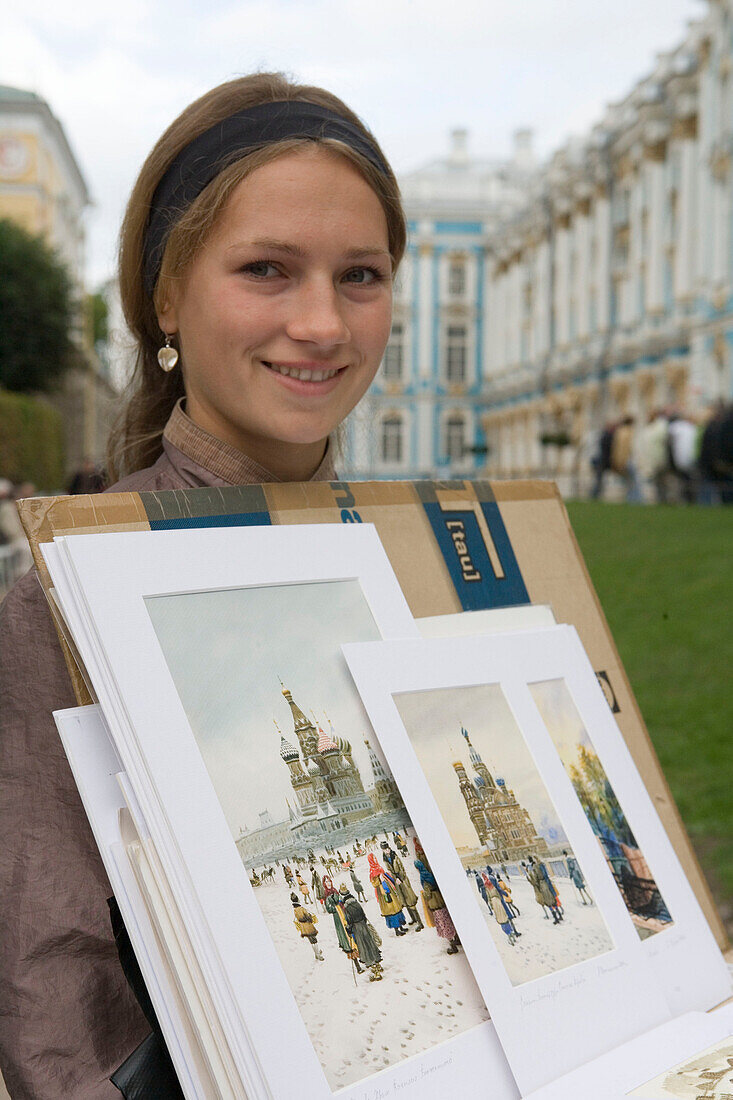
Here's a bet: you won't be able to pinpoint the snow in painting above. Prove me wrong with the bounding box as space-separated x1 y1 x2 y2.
144 580 488 1091
393 684 614 987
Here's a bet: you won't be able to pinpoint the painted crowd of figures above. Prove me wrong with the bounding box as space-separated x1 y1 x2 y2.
472 851 593 946
277 832 463 982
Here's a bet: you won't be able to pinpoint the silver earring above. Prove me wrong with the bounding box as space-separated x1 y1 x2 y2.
157 333 179 372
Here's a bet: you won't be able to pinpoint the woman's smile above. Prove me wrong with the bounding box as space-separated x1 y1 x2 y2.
262 359 347 385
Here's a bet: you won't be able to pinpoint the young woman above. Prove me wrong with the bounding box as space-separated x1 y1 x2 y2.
0 72 405 1099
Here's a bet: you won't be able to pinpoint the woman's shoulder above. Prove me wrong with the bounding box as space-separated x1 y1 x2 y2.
105 449 186 494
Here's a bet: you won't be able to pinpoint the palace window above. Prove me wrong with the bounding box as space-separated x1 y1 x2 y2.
383 322 404 380
381 415 403 464
445 414 466 463
445 324 468 382
448 260 466 296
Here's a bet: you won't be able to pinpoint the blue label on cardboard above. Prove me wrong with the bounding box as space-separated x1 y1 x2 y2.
421 500 529 610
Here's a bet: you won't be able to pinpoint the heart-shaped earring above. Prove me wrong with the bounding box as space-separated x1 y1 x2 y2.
157 333 179 372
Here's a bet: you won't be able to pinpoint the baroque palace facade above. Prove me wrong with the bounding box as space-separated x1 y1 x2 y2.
348 0 733 491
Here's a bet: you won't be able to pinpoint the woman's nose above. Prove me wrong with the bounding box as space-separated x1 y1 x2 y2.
285 278 351 347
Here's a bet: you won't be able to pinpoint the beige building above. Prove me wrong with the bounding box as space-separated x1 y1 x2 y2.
0 85 117 478
0 86 88 292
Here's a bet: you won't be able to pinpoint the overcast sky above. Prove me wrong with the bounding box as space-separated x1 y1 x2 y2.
394 683 568 851
144 579 387 837
2 0 704 285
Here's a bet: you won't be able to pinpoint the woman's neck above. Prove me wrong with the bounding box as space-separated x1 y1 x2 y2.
184 397 329 481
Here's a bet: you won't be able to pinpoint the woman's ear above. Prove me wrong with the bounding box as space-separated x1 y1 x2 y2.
155 285 179 337
156 301 178 337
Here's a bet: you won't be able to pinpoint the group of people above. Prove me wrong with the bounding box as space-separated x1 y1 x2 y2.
590 401 733 504
474 866 523 946
474 854 594 948
287 833 464 983
291 877 384 980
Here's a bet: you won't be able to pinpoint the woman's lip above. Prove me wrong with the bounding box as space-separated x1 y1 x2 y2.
261 360 347 393
267 361 345 371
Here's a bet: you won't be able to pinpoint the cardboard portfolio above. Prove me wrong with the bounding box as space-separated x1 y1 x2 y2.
17 477 727 950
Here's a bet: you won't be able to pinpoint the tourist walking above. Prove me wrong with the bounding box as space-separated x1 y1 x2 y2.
295 870 312 903
494 870 520 917
413 840 461 955
367 854 407 937
380 841 423 930
339 885 383 981
310 865 326 910
528 857 563 924
323 876 363 972
563 850 593 905
483 869 520 946
291 893 324 961
350 865 367 903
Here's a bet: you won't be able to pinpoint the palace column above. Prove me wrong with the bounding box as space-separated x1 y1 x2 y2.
643 127 669 317
575 197 592 340
673 108 698 304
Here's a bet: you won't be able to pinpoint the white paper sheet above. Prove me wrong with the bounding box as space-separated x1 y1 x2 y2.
53 705 212 1099
524 1002 733 1099
342 626 732 1093
44 524 519 1099
417 604 556 637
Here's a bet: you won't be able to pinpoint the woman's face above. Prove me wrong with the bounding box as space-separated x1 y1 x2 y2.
159 146 393 479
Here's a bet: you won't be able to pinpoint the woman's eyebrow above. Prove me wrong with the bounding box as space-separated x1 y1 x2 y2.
343 247 392 260
227 238 390 260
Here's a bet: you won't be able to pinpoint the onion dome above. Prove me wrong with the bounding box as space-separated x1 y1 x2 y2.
496 777 506 787
280 735 299 763
307 758 322 776
336 736 352 756
317 725 339 754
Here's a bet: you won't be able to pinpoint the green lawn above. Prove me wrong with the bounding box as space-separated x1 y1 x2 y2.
566 501 733 932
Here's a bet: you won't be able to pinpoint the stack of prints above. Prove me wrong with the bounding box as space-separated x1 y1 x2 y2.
37 516 731 1100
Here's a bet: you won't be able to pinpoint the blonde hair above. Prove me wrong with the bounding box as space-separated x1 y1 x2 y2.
108 72 406 481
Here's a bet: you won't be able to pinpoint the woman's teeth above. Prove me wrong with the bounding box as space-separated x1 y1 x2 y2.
265 362 341 382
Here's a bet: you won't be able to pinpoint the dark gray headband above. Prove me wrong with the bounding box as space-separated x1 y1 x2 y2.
143 99 391 296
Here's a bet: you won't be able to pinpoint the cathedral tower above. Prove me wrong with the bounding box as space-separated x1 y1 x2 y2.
462 726 496 790
277 722 315 813
453 760 490 846
365 738 403 812
281 684 318 759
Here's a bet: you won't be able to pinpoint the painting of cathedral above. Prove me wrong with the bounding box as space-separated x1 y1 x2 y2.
453 726 549 863
236 683 409 867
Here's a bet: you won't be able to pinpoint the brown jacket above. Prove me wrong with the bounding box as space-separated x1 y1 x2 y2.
292 906 318 938
0 405 334 1099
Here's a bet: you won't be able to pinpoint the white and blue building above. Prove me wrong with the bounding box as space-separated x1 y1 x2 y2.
345 128 536 479
348 0 733 491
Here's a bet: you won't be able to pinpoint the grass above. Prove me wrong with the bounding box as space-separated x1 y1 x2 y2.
566 501 733 932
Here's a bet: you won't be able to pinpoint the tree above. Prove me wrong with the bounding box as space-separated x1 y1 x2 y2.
0 218 76 392
87 290 108 345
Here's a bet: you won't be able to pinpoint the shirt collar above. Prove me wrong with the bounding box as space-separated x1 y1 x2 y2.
162 399 337 484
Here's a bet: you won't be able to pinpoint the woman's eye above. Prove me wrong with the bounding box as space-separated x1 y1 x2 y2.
241 261 281 278
343 266 384 285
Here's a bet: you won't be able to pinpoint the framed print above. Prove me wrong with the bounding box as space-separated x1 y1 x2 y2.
342 626 731 1093
42 524 515 1098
